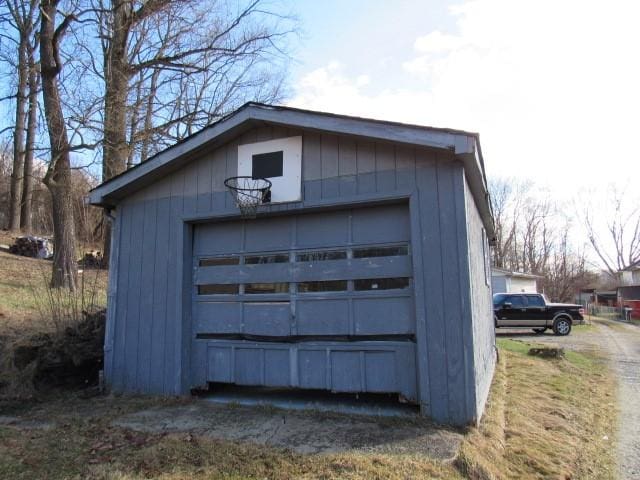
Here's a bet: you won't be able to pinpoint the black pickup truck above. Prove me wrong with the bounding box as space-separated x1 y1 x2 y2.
493 293 584 335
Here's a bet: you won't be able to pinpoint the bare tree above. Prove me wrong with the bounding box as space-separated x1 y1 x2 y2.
489 177 595 301
584 187 640 276
39 0 78 289
95 0 293 261
0 140 12 228
542 227 596 302
1 0 39 232
20 27 40 232
4 0 39 230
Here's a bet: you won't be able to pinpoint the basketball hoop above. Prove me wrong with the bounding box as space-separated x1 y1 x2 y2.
224 176 272 219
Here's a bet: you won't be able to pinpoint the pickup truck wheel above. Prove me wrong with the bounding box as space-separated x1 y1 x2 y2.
533 327 547 334
553 317 572 336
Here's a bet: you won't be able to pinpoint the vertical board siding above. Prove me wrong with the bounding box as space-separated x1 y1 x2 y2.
463 173 496 422
112 202 132 391
321 134 339 199
414 152 449 422
124 201 145 390
436 158 466 424
375 143 396 192
107 125 482 425
165 170 184 393
137 193 157 393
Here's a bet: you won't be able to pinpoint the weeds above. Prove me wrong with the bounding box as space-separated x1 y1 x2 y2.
29 258 105 334
0 247 107 398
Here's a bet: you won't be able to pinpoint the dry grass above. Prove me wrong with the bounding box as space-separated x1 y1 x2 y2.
0 249 108 335
458 339 617 480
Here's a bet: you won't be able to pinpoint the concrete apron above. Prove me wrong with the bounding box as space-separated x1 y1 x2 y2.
113 398 462 458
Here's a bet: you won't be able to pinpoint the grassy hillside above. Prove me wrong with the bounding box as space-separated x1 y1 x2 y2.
0 231 107 335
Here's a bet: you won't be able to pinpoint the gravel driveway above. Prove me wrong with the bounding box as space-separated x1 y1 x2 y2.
498 319 640 479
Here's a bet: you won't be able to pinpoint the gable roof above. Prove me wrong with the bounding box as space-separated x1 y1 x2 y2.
89 102 494 238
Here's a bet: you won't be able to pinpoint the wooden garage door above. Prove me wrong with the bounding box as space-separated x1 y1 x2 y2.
191 204 417 401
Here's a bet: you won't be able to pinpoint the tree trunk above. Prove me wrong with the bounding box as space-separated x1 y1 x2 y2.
20 55 39 233
9 36 28 231
40 0 78 291
102 0 132 264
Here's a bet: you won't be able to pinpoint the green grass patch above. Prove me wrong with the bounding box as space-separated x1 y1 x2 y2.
496 338 531 355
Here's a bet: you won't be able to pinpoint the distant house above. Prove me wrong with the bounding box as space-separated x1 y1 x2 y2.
491 268 540 294
576 288 617 307
618 266 640 286
617 285 640 320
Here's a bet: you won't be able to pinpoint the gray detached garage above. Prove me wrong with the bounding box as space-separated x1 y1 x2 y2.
89 103 496 426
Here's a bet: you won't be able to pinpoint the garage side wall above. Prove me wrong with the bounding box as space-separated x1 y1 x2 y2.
105 125 481 425
463 175 496 423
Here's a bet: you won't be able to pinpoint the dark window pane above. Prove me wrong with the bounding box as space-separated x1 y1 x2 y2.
199 257 239 267
295 250 347 262
198 284 239 295
244 254 289 264
493 293 508 306
353 245 409 259
245 282 289 294
298 280 348 293
252 151 283 179
354 277 410 291
526 295 544 307
508 295 526 307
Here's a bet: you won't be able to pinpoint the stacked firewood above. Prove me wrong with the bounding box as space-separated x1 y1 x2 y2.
9 236 53 259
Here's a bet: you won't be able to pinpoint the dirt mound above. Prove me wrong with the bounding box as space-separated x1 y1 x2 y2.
1 310 105 394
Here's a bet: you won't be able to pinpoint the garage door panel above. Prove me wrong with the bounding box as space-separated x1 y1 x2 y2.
243 303 291 336
298 349 327 389
195 263 290 285
194 222 244 255
234 348 263 385
352 204 410 244
204 341 417 400
265 349 290 386
207 347 232 382
353 297 414 335
331 351 361 392
195 302 242 334
296 210 349 247
245 216 292 252
365 352 396 392
296 299 349 335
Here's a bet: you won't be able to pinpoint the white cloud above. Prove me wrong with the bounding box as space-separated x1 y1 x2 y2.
413 30 467 54
289 0 640 190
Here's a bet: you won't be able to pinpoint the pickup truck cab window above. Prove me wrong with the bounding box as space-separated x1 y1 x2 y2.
507 295 526 308
526 295 545 307
493 293 508 306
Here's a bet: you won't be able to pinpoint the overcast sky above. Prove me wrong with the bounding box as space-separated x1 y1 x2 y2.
287 0 640 196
